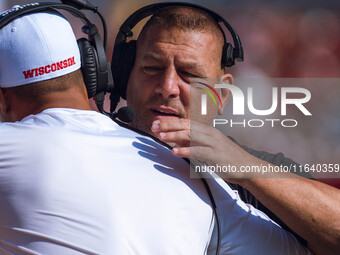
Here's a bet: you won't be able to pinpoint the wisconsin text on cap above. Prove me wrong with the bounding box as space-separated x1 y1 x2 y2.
22 56 76 79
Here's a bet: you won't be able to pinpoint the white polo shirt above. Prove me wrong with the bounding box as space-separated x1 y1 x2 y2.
0 108 311 254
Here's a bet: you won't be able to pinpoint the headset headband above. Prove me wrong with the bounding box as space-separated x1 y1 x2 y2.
112 1 244 69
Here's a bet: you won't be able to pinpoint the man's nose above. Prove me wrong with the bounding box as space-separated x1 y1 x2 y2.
155 67 180 99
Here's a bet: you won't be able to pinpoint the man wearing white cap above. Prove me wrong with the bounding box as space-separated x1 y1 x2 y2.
0 4 313 255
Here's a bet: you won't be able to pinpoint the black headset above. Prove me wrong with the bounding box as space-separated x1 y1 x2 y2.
0 1 113 113
110 1 244 112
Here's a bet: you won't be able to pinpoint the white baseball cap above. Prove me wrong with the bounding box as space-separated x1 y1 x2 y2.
0 6 81 88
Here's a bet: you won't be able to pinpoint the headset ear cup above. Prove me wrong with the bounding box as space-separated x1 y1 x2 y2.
222 43 235 68
77 38 97 98
120 40 136 100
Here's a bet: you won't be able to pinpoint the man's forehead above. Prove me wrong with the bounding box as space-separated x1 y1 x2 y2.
138 41 206 66
137 25 216 53
136 24 223 71
140 23 216 43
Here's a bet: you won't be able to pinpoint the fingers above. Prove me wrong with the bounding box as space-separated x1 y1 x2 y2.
150 119 211 159
150 118 256 181
172 147 190 158
157 130 190 147
153 119 223 148
151 118 190 133
151 119 232 168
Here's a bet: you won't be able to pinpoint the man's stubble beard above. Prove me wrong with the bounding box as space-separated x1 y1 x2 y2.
130 114 154 136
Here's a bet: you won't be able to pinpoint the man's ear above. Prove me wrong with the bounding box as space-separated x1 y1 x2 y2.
218 73 234 115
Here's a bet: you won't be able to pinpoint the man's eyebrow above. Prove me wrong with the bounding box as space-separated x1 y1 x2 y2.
142 51 200 65
141 52 200 67
141 52 165 62
140 51 207 75
181 61 201 69
179 61 208 76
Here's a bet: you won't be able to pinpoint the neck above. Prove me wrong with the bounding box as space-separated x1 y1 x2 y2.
7 86 92 122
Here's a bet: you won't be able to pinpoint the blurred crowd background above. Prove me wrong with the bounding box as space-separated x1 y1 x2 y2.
1 0 339 186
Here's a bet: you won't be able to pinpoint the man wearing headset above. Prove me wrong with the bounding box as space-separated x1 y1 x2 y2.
122 5 340 255
0 5 314 255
